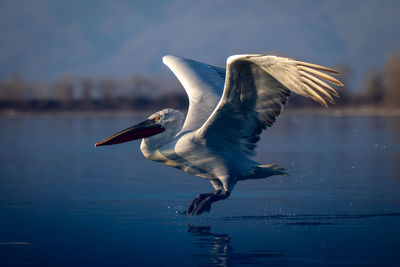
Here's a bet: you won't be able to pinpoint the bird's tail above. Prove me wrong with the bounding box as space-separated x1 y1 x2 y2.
239 164 288 180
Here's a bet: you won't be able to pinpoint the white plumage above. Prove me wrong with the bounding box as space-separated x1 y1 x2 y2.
96 54 343 216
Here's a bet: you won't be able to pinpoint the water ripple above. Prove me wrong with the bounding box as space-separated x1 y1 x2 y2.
222 212 400 222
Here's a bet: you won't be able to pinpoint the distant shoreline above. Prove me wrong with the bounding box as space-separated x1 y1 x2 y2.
283 107 400 117
1 107 400 118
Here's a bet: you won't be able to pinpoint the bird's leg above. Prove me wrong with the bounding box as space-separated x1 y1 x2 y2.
187 189 221 216
187 190 230 216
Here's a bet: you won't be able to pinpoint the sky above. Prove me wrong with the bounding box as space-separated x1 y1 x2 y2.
1 0 400 90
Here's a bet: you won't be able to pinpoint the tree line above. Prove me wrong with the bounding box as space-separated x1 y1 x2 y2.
1 50 399 112
0 75 188 112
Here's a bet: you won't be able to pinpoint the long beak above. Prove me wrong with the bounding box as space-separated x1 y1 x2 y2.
95 119 165 147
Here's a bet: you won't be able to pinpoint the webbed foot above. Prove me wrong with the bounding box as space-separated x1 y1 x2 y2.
187 191 230 216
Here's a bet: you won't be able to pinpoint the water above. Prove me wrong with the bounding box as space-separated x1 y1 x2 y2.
1 114 399 266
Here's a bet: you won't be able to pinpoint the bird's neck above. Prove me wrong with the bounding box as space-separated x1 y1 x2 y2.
139 127 180 160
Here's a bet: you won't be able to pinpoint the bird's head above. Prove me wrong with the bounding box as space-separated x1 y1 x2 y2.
94 108 184 148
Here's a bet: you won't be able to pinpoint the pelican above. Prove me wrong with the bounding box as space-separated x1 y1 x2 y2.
95 54 343 216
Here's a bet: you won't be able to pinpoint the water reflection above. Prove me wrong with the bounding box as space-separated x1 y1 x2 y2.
187 224 285 266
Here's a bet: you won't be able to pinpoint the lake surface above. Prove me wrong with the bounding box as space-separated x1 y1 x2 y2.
1 113 399 266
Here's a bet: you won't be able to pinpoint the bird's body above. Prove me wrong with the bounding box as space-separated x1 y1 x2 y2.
95 54 343 215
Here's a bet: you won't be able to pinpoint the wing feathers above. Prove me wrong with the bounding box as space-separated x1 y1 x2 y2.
163 55 225 132
301 76 335 104
298 65 344 86
299 70 340 97
302 83 328 107
294 60 341 75
196 54 343 158
254 56 342 107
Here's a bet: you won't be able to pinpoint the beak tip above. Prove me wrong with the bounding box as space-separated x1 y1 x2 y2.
94 143 99 148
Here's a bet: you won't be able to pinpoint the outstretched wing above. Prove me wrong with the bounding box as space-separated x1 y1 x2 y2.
163 55 226 132
196 55 343 156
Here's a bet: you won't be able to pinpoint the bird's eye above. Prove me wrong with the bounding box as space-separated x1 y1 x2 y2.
154 115 160 122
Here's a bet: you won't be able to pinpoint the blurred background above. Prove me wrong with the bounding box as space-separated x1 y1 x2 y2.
1 0 400 113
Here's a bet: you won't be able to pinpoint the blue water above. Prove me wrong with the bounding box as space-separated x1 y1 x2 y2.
1 114 400 266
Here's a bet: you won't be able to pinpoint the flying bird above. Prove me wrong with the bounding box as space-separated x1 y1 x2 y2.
95 54 343 216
